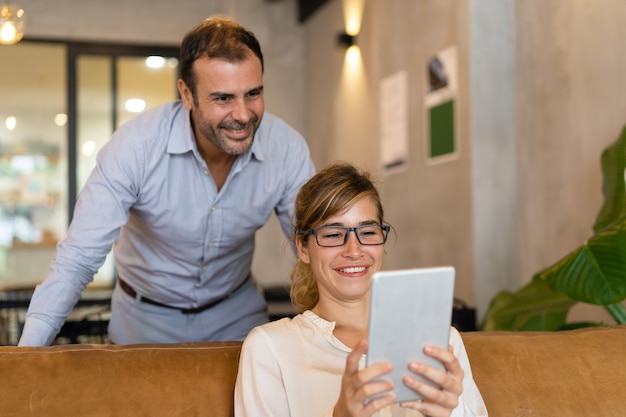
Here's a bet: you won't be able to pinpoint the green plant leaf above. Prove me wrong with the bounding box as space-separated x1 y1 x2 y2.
480 277 576 331
593 125 626 233
605 302 626 324
536 221 626 305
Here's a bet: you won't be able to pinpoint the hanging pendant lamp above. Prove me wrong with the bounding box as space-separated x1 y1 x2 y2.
0 2 26 45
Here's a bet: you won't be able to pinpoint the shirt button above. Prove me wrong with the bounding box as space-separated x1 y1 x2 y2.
203 170 209 176
202 265 207 271
211 206 216 212
207 242 213 247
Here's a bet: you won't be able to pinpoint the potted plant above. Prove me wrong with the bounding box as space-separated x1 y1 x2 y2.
482 125 626 331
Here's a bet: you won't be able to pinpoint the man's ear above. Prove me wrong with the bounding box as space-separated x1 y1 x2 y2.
178 79 194 110
295 237 311 264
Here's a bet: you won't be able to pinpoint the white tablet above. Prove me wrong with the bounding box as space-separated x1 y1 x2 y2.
366 266 455 403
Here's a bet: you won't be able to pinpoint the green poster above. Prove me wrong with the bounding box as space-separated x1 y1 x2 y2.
429 99 455 158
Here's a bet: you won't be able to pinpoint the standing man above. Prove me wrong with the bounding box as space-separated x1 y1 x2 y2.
19 16 315 346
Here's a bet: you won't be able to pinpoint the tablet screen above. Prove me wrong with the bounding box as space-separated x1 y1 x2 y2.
366 266 455 403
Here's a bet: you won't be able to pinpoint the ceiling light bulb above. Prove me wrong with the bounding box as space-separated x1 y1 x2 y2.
5 116 16 130
0 4 26 45
145 56 165 69
81 140 96 157
125 98 146 113
54 113 68 126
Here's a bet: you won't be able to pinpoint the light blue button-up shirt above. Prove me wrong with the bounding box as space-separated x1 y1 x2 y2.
20 100 315 345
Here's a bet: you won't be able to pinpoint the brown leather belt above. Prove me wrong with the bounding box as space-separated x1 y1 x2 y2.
117 277 246 315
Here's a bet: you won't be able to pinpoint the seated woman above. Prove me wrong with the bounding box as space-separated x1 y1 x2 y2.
235 162 487 417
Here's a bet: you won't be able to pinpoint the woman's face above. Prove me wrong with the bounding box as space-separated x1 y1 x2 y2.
296 196 385 306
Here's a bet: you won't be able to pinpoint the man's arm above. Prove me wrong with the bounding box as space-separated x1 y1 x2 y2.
18 127 142 346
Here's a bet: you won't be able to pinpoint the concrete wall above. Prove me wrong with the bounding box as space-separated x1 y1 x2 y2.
470 0 518 318
514 0 626 321
304 0 476 308
303 0 626 321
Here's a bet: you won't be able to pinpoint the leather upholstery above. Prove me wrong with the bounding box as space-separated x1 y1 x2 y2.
0 341 242 417
1 326 624 416
462 325 626 417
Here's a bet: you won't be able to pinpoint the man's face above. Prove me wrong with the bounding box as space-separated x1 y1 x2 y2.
178 53 264 156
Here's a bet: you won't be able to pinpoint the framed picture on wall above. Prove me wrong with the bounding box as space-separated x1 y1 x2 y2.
379 70 409 175
424 45 460 165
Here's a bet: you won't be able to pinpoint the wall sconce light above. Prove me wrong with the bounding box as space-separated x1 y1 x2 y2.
337 31 356 49
0 2 26 45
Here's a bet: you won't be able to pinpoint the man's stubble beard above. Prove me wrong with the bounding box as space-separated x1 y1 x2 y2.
193 110 261 156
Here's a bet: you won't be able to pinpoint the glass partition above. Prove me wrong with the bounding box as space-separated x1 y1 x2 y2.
0 40 179 345
0 42 67 289
0 41 179 290
117 56 179 126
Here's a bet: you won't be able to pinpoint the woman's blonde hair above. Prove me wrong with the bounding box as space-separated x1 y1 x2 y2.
290 162 385 313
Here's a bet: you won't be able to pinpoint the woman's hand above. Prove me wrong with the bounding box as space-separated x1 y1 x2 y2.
399 344 464 417
333 339 396 417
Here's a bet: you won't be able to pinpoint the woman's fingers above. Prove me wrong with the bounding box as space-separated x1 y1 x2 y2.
398 344 464 417
334 339 397 417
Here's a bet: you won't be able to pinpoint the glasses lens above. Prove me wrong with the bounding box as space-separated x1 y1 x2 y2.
316 227 348 247
356 224 386 245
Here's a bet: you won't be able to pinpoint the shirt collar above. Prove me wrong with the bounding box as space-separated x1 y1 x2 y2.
302 310 355 353
162 104 193 156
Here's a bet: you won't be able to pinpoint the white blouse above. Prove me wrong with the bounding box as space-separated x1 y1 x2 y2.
235 311 488 417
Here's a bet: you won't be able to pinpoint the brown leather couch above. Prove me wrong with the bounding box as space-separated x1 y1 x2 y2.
1 326 624 416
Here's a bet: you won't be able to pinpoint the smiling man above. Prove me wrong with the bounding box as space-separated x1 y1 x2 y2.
19 17 315 346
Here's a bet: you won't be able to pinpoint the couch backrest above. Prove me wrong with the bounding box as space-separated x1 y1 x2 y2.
462 325 626 417
0 341 242 417
2 326 624 417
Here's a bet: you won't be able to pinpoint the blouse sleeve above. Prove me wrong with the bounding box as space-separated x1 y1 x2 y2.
235 326 293 417
449 327 489 417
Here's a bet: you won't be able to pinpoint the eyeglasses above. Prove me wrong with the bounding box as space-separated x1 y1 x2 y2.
299 224 390 247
